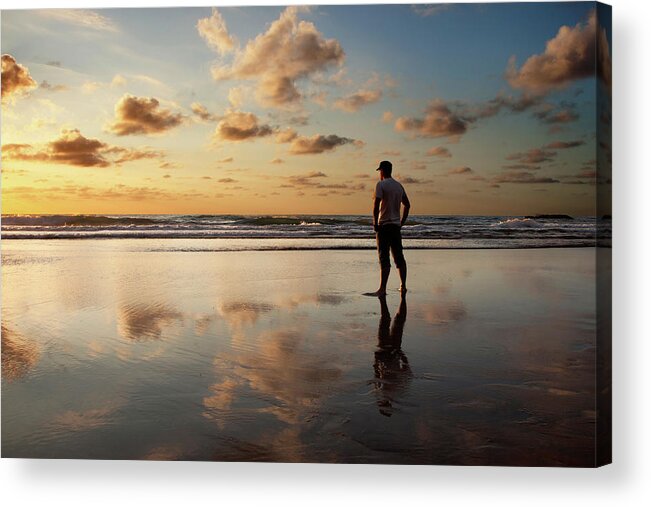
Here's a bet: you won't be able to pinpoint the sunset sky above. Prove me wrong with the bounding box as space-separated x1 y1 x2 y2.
1 2 611 215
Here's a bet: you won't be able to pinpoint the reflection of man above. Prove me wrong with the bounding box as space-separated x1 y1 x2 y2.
373 294 411 417
369 160 410 297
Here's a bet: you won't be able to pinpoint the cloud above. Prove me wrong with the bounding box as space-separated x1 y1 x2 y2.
333 88 382 112
382 111 394 123
1 54 37 102
40 9 118 32
3 129 163 168
191 102 218 122
208 7 345 108
117 302 183 341
271 158 284 164
219 157 234 163
396 175 429 184
506 148 557 165
493 171 560 184
228 87 245 108
282 171 365 193
111 74 127 87
533 103 579 124
544 140 585 149
275 127 298 143
395 99 468 139
286 133 362 155
1 325 40 381
39 80 68 92
427 146 451 158
197 7 236 56
411 4 452 17
213 110 273 141
448 166 473 175
506 11 607 94
107 95 185 136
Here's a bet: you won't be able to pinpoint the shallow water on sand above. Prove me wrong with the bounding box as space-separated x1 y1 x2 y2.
2 240 600 465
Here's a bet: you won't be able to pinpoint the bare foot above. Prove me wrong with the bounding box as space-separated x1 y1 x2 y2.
363 290 387 297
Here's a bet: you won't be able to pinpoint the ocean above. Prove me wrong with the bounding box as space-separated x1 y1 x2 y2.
0 214 610 249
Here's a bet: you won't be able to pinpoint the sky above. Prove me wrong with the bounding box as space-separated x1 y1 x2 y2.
1 2 612 216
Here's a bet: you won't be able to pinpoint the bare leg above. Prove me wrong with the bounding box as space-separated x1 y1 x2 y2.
379 266 390 295
398 263 407 293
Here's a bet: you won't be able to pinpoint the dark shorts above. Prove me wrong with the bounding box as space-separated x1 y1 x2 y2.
376 224 406 270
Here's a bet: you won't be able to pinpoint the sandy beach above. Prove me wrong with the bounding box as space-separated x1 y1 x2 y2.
2 239 601 465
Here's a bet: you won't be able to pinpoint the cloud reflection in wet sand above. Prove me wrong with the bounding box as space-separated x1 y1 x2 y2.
117 302 183 341
1 325 40 381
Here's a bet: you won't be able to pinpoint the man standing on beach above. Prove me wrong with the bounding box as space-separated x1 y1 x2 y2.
368 160 410 296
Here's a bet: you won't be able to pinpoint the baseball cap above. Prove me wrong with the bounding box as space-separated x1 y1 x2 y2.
376 160 392 171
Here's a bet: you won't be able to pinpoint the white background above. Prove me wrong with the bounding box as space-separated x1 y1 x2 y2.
1 0 649 505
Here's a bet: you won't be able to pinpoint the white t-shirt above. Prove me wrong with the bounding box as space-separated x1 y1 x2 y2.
374 178 406 226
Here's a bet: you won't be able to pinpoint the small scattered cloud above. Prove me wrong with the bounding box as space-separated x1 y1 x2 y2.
3 129 163 168
506 10 608 95
39 80 68 92
111 74 127 87
228 87 245 108
285 133 363 155
333 88 382 113
271 158 285 164
427 146 451 158
506 148 556 165
382 111 394 123
543 140 585 150
533 103 579 124
197 7 237 56
1 54 37 103
411 4 452 17
214 110 274 141
395 99 468 140
107 95 185 136
40 9 118 32
191 102 218 122
448 166 473 175
493 171 559 184
207 7 345 109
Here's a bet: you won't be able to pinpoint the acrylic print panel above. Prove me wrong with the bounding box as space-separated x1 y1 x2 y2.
1 2 612 466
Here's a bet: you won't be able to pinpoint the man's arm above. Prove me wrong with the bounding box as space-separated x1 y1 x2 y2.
373 197 381 232
401 192 411 227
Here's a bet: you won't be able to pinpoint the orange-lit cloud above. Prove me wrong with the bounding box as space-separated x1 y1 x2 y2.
197 7 236 56
214 110 273 141
506 11 607 95
493 171 559 184
534 103 579 124
427 146 451 158
395 99 468 139
3 129 163 167
544 140 585 149
1 54 37 102
506 148 556 165
208 7 345 108
333 88 382 112
107 94 185 136
285 133 363 155
448 166 473 175
191 102 218 122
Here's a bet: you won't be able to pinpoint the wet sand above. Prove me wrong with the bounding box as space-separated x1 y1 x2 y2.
1 240 601 465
